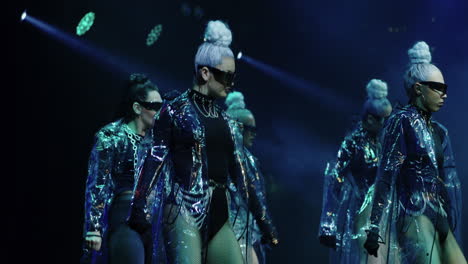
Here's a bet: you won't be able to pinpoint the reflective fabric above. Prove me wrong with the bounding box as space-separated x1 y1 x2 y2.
369 104 462 263
82 119 150 262
230 148 276 264
130 90 276 263
319 122 382 263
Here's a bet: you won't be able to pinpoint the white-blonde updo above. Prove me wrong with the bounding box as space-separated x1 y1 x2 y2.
194 20 234 72
403 41 441 98
363 79 392 117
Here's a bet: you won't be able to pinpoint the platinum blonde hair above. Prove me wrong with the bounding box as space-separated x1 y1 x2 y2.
225 91 253 124
403 41 441 98
363 79 392 117
194 20 234 72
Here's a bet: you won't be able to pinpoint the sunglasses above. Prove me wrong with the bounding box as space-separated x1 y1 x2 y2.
243 124 257 134
137 101 163 111
198 65 236 87
419 81 448 96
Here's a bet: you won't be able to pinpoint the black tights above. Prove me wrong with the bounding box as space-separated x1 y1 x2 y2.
107 193 152 264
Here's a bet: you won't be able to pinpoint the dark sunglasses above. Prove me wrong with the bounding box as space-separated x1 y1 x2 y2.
369 114 386 125
137 101 163 111
198 65 236 87
419 81 448 96
243 124 257 134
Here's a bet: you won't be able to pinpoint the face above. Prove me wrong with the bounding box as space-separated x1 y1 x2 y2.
414 70 447 112
134 90 163 128
242 114 256 148
365 105 392 134
200 56 236 98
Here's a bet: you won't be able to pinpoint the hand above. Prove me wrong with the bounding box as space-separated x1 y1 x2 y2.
364 230 380 257
85 231 102 251
319 235 337 249
261 232 279 247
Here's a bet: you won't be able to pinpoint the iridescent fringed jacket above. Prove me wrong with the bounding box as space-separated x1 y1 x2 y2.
82 119 147 261
319 121 381 263
130 90 276 261
369 104 461 263
230 147 275 264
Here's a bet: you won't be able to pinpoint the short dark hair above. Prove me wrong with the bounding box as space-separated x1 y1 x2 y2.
118 73 159 122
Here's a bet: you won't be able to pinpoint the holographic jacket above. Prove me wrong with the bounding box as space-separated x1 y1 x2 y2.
130 90 276 251
319 121 381 262
369 104 461 263
84 119 145 235
230 147 275 263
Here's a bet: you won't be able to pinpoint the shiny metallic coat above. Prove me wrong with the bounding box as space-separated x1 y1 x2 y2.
369 105 461 263
319 121 381 263
84 120 143 234
230 147 275 263
131 90 276 261
82 120 148 263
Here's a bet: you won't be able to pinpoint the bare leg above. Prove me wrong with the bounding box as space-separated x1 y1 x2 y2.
397 215 442 264
440 229 467 264
163 205 202 264
355 203 389 264
248 246 260 264
207 221 244 264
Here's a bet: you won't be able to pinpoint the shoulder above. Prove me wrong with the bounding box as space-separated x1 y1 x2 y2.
431 120 449 140
94 120 123 149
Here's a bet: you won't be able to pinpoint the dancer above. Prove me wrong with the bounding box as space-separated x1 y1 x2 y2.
319 79 392 263
83 74 163 264
225 91 278 264
364 41 466 263
127 20 277 264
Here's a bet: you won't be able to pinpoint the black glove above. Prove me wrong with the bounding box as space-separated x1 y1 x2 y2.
319 235 337 250
256 219 279 247
126 207 151 235
364 230 380 257
261 231 279 247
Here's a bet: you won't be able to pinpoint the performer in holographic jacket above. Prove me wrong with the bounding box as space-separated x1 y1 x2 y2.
82 74 163 264
319 79 392 264
364 42 465 263
127 21 278 264
225 91 278 264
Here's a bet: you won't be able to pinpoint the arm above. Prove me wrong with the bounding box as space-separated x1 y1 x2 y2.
365 115 408 256
83 130 115 250
246 153 278 246
127 106 172 234
318 137 355 248
438 124 462 239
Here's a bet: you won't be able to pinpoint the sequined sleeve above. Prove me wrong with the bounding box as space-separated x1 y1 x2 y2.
370 115 408 233
131 105 172 219
436 122 462 238
84 130 115 234
246 150 277 241
319 137 355 238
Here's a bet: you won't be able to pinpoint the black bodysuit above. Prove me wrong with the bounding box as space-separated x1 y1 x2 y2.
190 89 235 240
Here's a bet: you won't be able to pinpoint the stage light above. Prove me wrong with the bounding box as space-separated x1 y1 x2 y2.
237 52 243 60
76 12 95 36
21 10 27 21
146 24 163 46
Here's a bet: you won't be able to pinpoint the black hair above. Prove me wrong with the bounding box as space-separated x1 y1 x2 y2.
116 73 159 123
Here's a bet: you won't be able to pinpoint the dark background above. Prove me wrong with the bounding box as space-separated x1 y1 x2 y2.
10 0 468 263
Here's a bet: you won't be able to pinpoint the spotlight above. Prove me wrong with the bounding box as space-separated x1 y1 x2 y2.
237 51 243 60
21 10 27 21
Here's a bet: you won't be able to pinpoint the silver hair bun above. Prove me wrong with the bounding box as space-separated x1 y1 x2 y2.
366 79 388 99
129 73 149 86
204 20 232 47
408 41 432 64
225 91 246 110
